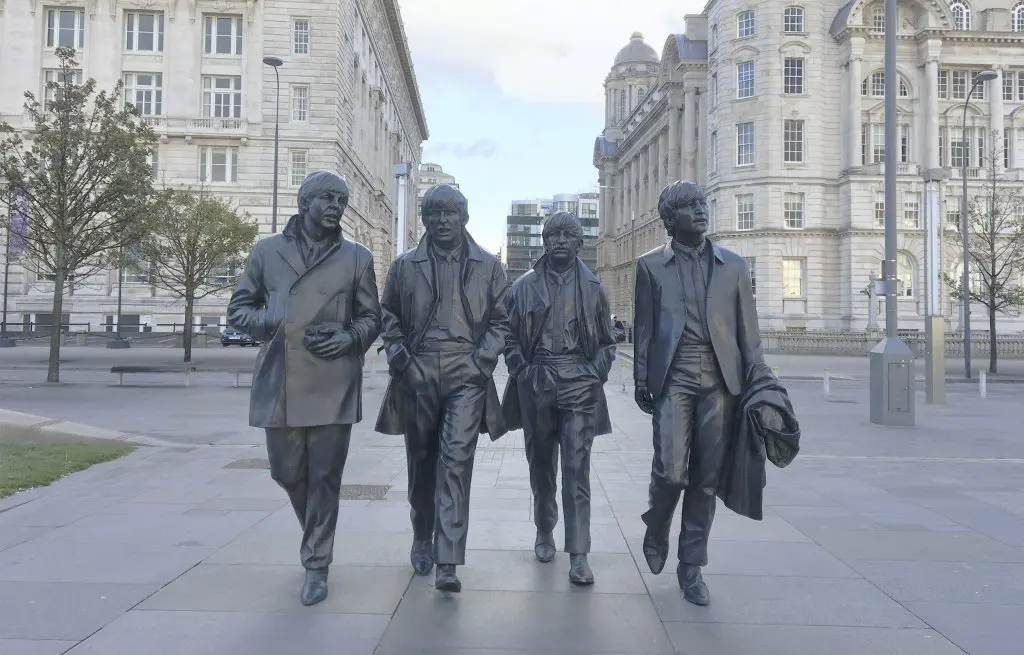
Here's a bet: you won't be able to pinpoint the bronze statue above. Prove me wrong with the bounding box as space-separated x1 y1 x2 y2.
502 211 616 585
375 183 510 593
227 171 382 606
633 180 768 606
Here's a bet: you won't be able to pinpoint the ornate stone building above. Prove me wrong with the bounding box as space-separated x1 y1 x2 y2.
0 0 428 333
595 2 1024 332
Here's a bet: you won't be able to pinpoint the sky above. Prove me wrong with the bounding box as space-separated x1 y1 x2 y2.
397 0 707 253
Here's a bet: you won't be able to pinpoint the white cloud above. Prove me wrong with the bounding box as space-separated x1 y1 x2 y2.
396 0 707 105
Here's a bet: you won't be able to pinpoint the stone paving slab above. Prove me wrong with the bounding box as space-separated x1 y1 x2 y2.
2 355 1024 653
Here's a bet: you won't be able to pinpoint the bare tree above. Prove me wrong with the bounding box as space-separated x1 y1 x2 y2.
137 187 258 362
0 48 157 382
943 129 1024 374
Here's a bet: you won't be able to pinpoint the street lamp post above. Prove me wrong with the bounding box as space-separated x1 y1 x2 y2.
960 69 999 380
107 246 130 349
263 56 284 234
1 211 14 348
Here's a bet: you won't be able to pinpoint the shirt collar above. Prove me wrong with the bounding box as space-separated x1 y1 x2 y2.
671 237 707 259
431 240 464 262
545 262 576 286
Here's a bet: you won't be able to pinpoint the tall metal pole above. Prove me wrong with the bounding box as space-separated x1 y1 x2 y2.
868 0 915 426
629 209 636 343
271 67 280 234
107 246 130 348
1 209 12 347
959 70 999 380
263 56 284 234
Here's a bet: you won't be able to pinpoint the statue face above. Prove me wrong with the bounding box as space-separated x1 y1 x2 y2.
543 224 583 269
664 187 709 240
302 179 348 232
423 207 467 250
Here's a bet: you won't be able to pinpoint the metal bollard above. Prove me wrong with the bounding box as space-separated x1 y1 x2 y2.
620 361 627 393
823 368 831 396
979 370 987 399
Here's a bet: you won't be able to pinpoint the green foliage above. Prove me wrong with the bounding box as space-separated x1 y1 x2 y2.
0 441 136 499
0 47 157 284
138 187 258 302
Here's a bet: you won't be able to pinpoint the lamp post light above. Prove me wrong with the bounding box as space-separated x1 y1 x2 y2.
263 56 283 234
960 69 999 380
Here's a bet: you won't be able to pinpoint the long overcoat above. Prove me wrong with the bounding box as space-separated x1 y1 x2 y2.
227 215 382 428
501 256 617 435
374 234 510 440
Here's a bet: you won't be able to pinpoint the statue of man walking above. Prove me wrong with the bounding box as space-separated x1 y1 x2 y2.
228 171 382 606
633 180 766 606
503 211 617 585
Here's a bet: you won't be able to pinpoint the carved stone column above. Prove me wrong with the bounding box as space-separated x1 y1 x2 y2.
991 67 1005 173
667 90 682 181
683 88 697 181
847 54 863 170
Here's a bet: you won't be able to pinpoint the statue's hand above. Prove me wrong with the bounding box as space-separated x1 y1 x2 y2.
304 324 354 360
634 385 654 415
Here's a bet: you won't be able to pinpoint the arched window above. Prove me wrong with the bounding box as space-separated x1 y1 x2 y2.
1014 2 1024 32
949 0 970 31
710 25 718 50
861 71 910 97
896 252 915 297
951 261 982 294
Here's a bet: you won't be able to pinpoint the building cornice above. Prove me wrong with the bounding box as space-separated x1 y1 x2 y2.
382 0 429 140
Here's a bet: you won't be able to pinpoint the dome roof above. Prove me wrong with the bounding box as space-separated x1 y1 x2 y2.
613 32 659 66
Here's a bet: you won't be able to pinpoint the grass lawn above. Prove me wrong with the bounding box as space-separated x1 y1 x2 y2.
0 441 137 499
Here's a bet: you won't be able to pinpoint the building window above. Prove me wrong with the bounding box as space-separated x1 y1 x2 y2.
1014 3 1024 32
203 15 243 55
899 123 910 163
744 257 757 296
902 191 920 229
896 253 915 296
736 122 755 166
201 76 242 118
123 73 163 116
199 147 239 183
951 129 967 168
291 84 309 122
737 61 755 98
146 149 159 181
783 6 805 33
292 18 310 55
736 193 755 230
782 258 805 297
124 11 164 52
710 25 718 51
950 0 970 31
46 8 85 49
872 123 886 163
737 10 755 38
784 58 804 94
862 71 910 98
710 131 718 173
289 150 308 186
946 196 962 227
42 68 83 107
951 70 967 99
1005 128 1012 169
784 192 805 228
783 119 804 163
938 69 948 97
871 5 885 32
874 192 885 227
711 74 718 107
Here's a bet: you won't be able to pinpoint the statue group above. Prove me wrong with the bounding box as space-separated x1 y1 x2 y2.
228 173 800 608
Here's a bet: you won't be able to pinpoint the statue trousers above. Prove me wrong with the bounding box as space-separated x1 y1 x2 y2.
402 343 485 565
265 424 353 571
642 344 736 567
519 354 600 554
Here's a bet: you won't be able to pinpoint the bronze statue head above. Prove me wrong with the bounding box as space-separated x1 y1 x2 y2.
658 181 708 242
542 211 584 272
421 183 469 250
298 171 349 234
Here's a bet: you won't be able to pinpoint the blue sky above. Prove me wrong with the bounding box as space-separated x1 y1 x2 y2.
399 0 704 253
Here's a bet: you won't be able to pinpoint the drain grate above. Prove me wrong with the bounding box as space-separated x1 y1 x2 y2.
341 484 391 500
223 458 271 469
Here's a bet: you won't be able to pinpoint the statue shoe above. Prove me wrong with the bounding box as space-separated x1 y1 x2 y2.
568 554 595 586
534 531 557 563
677 564 710 606
410 539 434 575
300 568 329 607
435 564 462 593
642 527 669 575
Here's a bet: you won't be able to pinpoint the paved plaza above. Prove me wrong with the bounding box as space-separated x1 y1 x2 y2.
1 347 1024 654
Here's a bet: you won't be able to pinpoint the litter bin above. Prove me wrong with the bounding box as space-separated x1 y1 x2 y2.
196 333 209 348
76 333 87 346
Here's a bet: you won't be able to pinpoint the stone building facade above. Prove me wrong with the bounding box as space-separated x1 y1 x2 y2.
0 0 428 333
595 2 1024 333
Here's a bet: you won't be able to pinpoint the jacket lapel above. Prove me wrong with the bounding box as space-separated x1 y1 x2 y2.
276 240 307 279
411 238 435 295
706 241 729 303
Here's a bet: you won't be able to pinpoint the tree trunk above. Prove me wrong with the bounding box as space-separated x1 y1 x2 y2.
989 294 998 374
46 268 65 384
183 292 194 363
